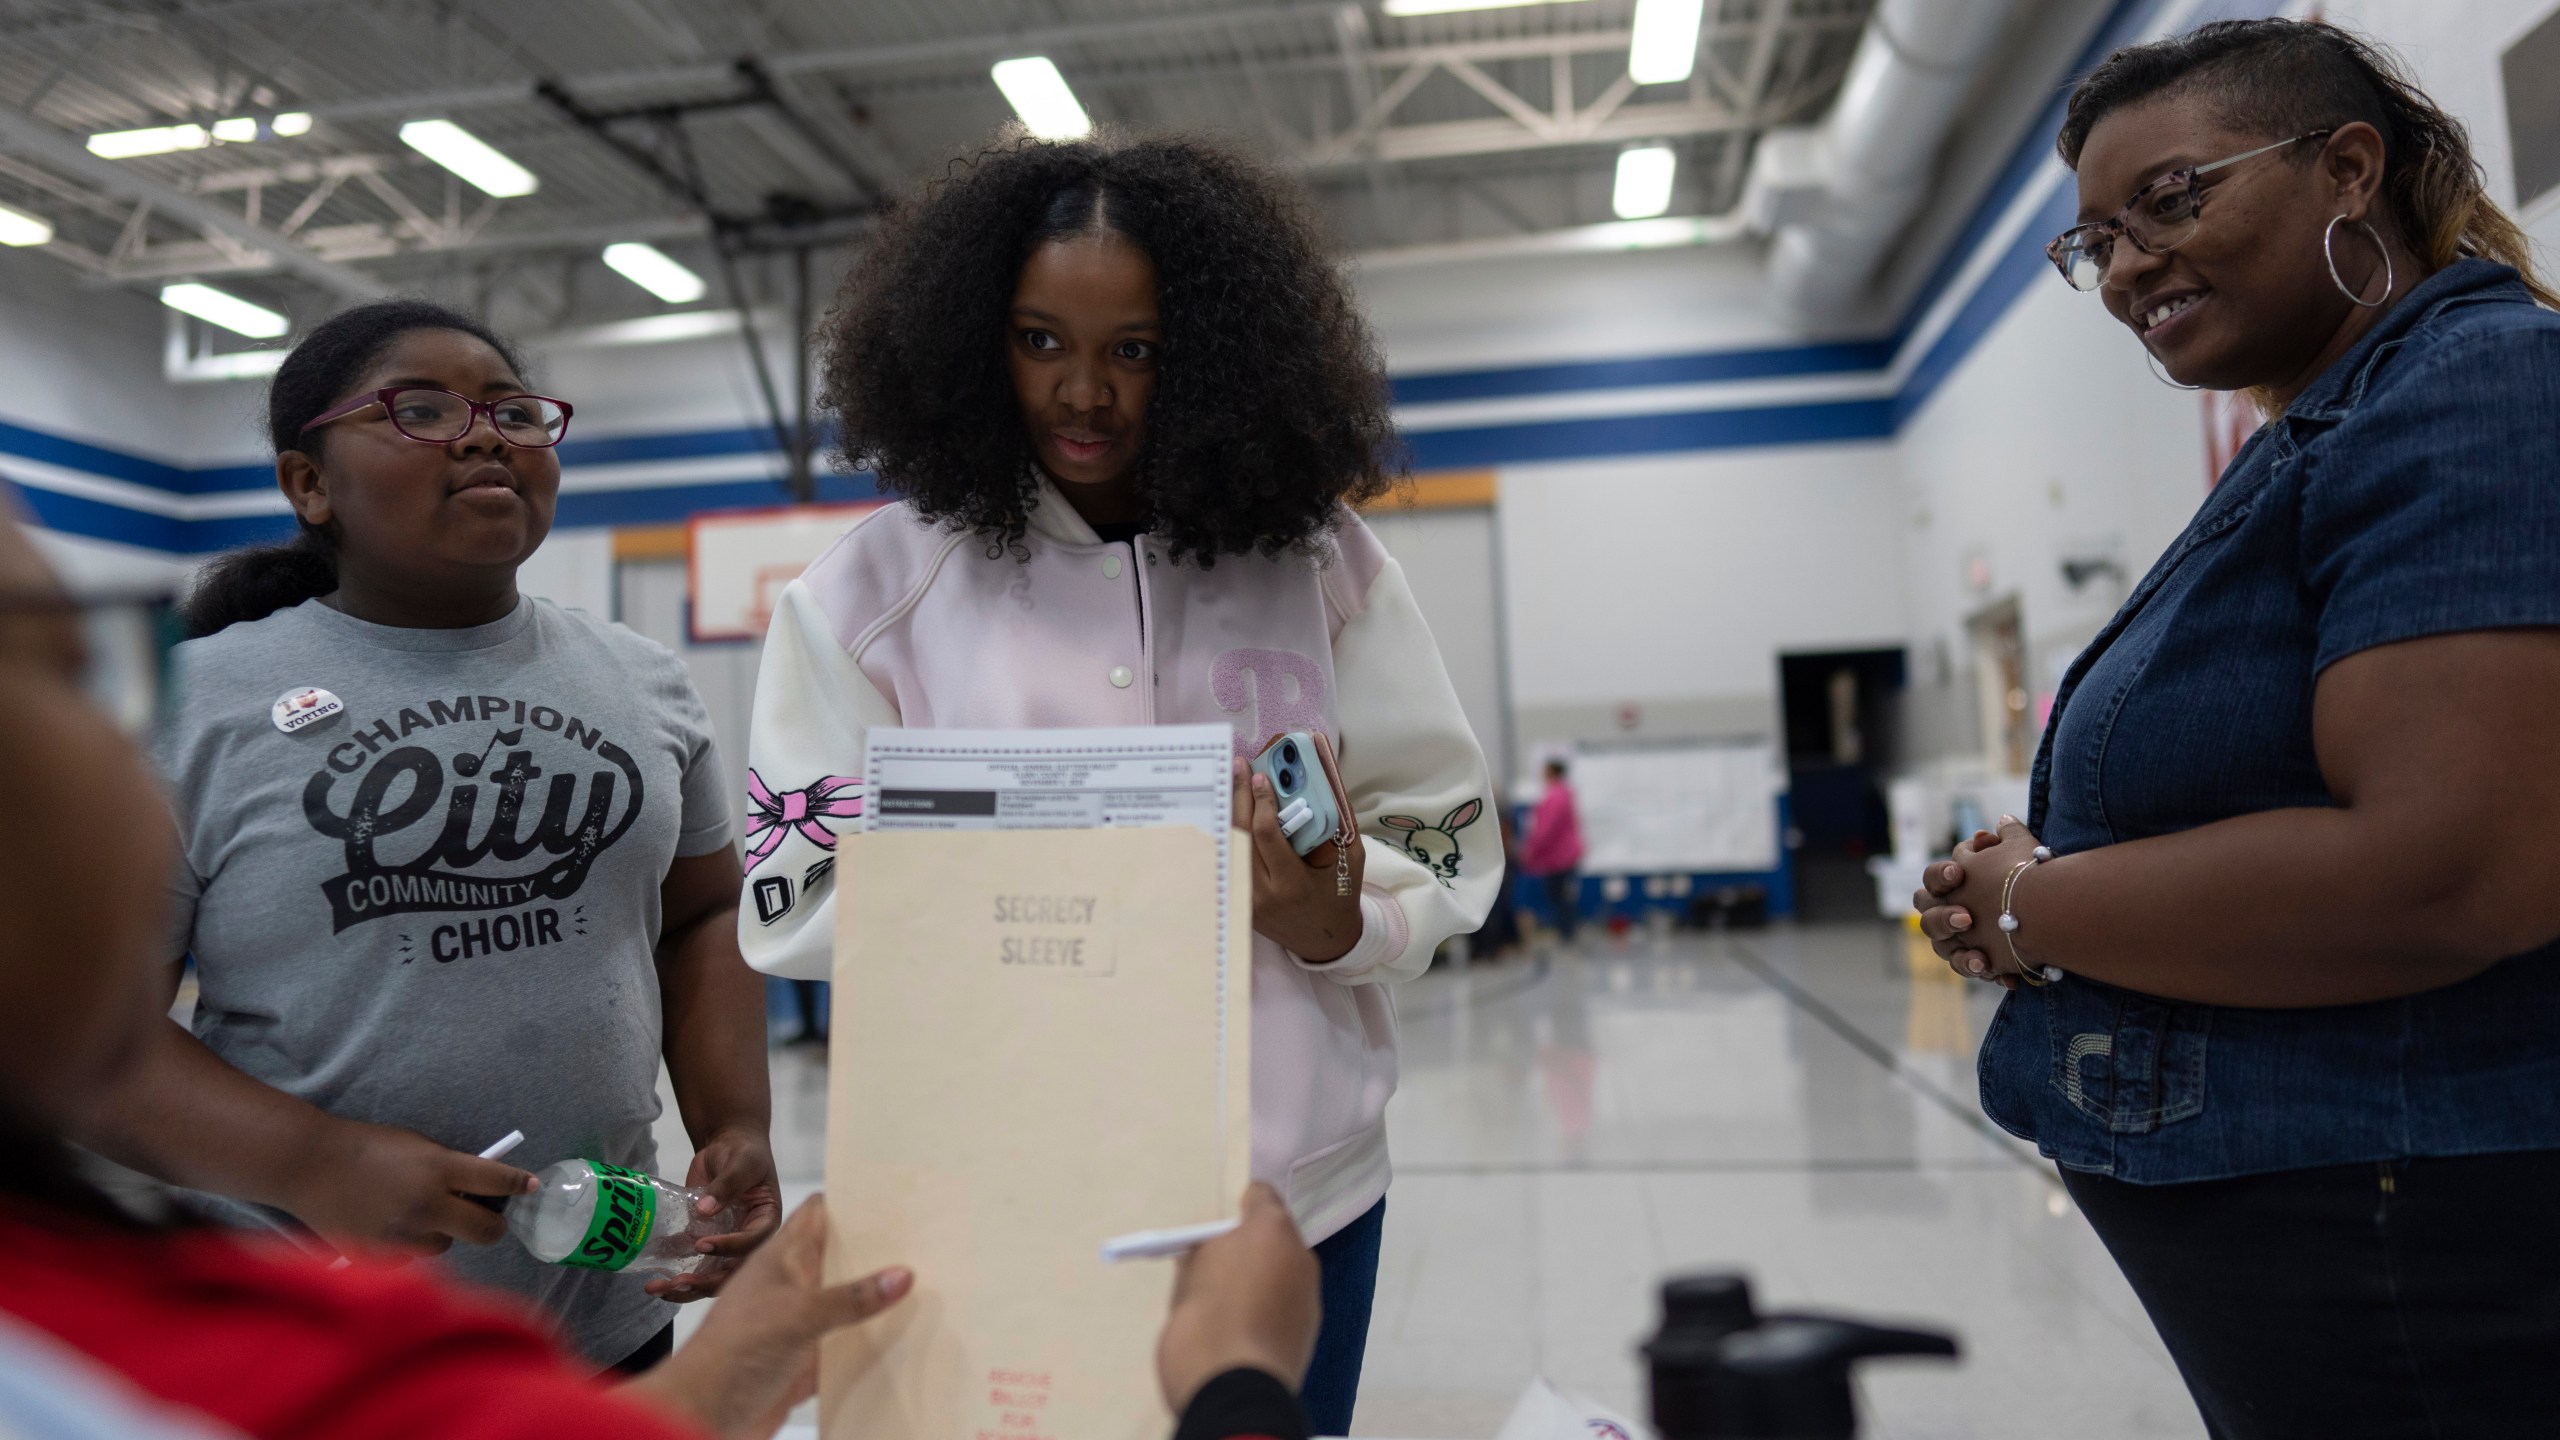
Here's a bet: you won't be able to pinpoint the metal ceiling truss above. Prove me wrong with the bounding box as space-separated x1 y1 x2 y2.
0 98 384 297
532 63 880 500
15 144 511 287
0 1 1876 327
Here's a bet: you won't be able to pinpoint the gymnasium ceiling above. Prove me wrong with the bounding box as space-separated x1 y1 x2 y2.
0 0 1878 338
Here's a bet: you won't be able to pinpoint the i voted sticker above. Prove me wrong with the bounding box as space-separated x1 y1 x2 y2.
271 687 345 734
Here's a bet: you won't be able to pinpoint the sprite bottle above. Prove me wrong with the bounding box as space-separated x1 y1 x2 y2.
505 1159 737 1278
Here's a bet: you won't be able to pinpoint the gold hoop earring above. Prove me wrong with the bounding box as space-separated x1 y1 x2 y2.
2147 347 2201 391
2323 216 2393 308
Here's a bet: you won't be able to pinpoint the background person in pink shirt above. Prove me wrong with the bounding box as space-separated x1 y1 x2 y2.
1521 759 1585 941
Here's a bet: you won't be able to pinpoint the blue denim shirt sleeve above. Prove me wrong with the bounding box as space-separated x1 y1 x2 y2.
2302 322 2560 673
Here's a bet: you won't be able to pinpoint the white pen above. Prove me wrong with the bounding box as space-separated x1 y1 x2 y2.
328 1129 526 1270
1100 1218 1240 1263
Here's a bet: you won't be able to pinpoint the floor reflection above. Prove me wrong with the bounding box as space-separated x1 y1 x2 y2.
1362 923 2197 1440
674 923 2202 1440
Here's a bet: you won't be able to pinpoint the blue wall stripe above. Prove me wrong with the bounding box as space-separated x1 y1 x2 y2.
7 471 885 554
1889 0 2281 425
189 512 299 551
189 462 276 493
1404 398 1893 469
1886 0 2168 356
554 471 881 528
1392 0 2168 407
1391 340 1897 404
1894 181 2082 426
3 475 185 552
557 424 792 468
0 417 193 492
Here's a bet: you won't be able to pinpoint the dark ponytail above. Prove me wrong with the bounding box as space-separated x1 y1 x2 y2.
181 528 340 640
182 299 529 638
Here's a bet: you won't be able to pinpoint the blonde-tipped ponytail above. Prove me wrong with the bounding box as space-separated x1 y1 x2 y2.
2060 18 2557 312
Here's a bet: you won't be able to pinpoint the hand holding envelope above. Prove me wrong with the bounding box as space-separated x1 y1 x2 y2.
1155 1183 1321 1415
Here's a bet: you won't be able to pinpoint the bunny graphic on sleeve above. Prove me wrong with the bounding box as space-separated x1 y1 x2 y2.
1377 799 1485 886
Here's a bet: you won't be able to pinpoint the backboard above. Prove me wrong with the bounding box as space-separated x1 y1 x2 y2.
686 502 879 643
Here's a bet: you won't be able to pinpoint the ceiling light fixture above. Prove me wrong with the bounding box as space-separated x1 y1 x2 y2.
1381 0 1597 14
160 283 289 339
398 119 540 198
1628 0 1707 85
601 242 708 305
86 124 211 159
990 57 1093 141
0 201 54 247
1612 145 1678 219
87 114 311 156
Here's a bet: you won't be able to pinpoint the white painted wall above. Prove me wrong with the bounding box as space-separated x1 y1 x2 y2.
0 246 204 590
523 324 811 442
0 247 194 463
166 372 273 471
2323 0 2560 266
1896 268 2209 711
1493 442 1910 764
1355 242 1795 373
1363 506 1511 789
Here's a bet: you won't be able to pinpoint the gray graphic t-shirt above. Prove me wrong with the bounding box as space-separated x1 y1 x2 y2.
155 596 733 1366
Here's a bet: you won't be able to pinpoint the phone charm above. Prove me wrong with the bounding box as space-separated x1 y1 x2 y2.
1335 822 1353 897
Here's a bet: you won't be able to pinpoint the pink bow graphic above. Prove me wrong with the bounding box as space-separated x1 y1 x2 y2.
743 770 863 873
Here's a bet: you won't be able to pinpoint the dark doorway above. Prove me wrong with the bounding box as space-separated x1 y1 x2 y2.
1779 648 1907 924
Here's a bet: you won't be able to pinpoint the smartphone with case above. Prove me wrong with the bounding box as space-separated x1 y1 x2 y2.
1250 731 1342 857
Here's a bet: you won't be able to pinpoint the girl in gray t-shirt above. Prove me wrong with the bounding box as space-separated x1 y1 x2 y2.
80 300 781 1371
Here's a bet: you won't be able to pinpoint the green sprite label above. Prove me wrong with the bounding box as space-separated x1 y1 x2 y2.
564 1160 658 1272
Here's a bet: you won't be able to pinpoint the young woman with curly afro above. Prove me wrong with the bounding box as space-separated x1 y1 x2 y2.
737 134 1501 1432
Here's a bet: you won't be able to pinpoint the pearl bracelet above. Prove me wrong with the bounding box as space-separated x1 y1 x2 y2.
1996 847 2064 986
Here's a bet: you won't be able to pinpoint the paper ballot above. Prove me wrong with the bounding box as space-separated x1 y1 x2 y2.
865 725 1235 836
821 727 1250 1440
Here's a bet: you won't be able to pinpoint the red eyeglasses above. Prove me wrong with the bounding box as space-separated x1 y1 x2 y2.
300 387 575 448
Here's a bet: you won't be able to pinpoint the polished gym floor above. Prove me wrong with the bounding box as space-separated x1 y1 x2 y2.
681 922 2204 1439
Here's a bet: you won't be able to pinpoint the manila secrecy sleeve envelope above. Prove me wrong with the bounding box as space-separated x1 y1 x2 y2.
819 823 1253 1440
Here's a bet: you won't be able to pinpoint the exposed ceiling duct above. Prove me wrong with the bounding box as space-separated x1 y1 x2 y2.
1740 0 2031 325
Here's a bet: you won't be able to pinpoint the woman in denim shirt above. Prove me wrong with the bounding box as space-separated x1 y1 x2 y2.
1914 20 2560 1439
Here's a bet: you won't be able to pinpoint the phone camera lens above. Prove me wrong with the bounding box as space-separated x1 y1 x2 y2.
1281 741 1301 765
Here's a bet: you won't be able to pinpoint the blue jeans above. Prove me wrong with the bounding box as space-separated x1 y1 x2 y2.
1299 1198 1385 1436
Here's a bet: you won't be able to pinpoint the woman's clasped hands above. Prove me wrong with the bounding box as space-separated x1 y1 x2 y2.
1910 815 2052 988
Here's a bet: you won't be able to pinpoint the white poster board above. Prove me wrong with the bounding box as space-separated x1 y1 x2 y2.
1571 739 1783 875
